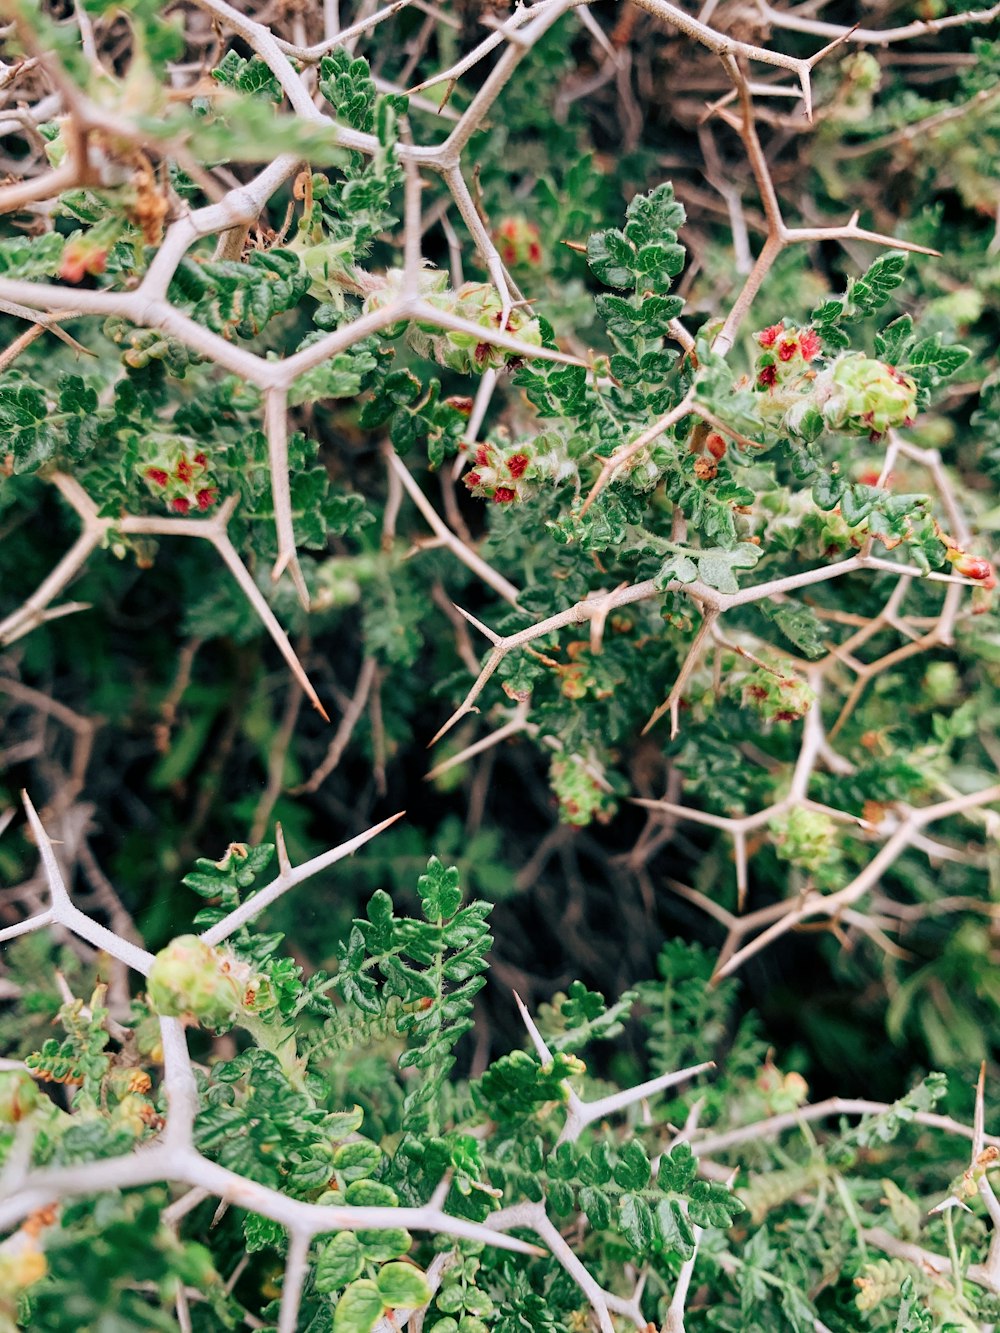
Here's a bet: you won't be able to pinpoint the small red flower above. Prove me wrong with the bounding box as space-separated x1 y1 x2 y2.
59 242 108 285
170 497 191 515
193 453 207 467
757 364 778 388
756 324 783 348
466 471 482 487
475 446 492 467
145 468 168 487
493 487 517 503
799 329 822 361
777 337 799 362
196 488 218 511
529 242 542 264
174 457 194 483
506 452 529 479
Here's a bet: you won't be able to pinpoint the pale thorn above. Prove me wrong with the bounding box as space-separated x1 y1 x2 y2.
451 603 503 646
559 1060 716 1143
200 810 407 945
274 823 292 877
929 1194 973 1215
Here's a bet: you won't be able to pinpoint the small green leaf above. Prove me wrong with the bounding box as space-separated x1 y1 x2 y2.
315 1233 365 1292
376 1262 432 1308
333 1278 384 1333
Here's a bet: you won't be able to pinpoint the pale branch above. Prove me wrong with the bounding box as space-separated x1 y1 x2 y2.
386 448 521 606
713 784 1000 980
293 656 378 795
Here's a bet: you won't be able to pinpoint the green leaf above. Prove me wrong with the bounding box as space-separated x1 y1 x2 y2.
315 1233 365 1292
0 231 64 279
618 1193 656 1254
344 1180 398 1206
757 600 826 659
333 1279 384 1333
613 1140 651 1191
417 857 462 923
587 228 635 289
657 1142 698 1192
695 544 762 594
874 314 914 363
655 1198 696 1260
688 1179 746 1228
376 1262 432 1309
847 251 907 316
212 50 281 101
333 1140 383 1181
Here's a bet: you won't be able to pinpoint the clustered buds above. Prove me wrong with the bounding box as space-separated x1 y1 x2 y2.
742 666 815 722
768 806 839 876
141 445 218 515
365 272 542 374
753 324 918 441
60 236 109 284
462 441 532 504
493 216 543 268
58 220 122 284
822 354 918 436
147 935 256 1029
549 753 617 827
460 432 576 504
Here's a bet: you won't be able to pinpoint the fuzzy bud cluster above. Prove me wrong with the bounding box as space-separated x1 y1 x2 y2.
741 667 815 722
365 272 542 374
141 444 218 516
549 753 617 827
147 935 256 1029
753 324 918 440
768 806 839 876
493 216 543 268
460 432 576 504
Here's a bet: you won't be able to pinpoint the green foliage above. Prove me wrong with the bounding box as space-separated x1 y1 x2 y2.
1 2 1000 1330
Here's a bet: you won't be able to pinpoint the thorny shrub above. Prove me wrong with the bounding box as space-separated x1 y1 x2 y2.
0 0 1000 1329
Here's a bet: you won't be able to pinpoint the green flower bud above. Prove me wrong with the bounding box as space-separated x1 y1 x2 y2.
549 754 617 827
769 807 838 875
742 667 815 722
822 354 918 435
147 935 251 1029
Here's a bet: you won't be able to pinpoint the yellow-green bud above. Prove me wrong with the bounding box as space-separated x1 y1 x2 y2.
147 935 251 1029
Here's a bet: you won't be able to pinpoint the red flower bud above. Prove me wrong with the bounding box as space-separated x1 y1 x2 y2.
174 457 194 483
757 364 778 388
799 329 822 361
953 553 996 586
493 487 517 503
196 488 218 511
145 468 168 487
170 497 191 515
777 338 799 362
506 452 529 479
706 433 727 460
756 324 783 348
